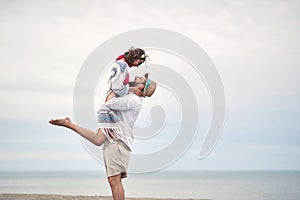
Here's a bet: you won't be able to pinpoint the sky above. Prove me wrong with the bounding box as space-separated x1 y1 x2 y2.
0 0 300 172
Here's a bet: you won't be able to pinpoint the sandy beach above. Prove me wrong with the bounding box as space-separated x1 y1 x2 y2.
0 194 210 200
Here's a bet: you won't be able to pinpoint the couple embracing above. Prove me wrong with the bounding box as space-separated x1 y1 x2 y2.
49 48 156 200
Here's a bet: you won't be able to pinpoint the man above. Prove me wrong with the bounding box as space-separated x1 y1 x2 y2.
49 74 157 200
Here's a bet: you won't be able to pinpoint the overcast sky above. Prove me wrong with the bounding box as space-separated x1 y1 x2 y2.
0 0 299 171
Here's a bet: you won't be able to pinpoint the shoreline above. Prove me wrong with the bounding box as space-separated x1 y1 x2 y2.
0 193 210 200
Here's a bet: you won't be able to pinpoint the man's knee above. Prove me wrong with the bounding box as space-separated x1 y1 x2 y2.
108 174 121 187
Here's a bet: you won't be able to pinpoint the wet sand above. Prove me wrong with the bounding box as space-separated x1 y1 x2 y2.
0 193 210 200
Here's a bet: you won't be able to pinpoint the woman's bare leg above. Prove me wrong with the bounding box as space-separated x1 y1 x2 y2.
49 117 106 146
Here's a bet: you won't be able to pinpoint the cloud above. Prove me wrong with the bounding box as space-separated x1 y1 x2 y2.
0 0 299 171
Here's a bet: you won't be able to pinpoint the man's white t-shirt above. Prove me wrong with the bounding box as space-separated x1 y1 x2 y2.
105 92 142 150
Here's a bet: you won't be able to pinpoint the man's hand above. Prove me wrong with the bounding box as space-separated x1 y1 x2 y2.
129 86 145 97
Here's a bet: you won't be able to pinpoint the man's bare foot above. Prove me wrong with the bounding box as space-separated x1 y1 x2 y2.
49 117 71 127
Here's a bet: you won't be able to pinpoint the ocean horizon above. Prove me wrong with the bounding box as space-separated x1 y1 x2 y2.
1 170 299 200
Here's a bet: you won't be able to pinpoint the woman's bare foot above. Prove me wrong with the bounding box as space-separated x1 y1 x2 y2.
49 117 71 127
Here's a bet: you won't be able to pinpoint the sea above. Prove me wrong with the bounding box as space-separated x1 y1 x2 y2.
0 171 299 200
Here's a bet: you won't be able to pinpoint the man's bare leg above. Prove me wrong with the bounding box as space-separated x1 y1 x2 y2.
108 174 124 200
49 117 106 146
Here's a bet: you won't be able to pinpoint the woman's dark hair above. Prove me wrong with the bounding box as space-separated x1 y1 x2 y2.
124 47 146 66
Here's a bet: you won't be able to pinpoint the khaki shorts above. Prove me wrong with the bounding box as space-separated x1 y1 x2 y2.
102 140 131 179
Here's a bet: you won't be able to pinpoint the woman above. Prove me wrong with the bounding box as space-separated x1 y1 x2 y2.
109 47 148 97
